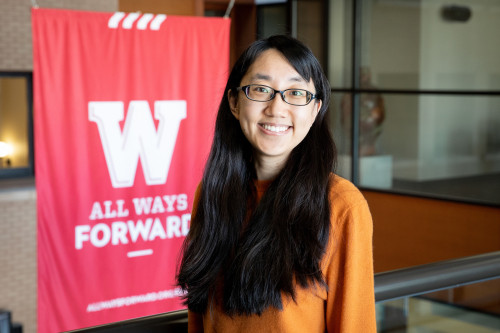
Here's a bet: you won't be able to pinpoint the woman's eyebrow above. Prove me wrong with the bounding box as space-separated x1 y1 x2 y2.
289 76 305 83
251 73 272 81
251 73 305 83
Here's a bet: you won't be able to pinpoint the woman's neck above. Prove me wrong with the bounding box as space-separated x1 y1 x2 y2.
253 154 288 181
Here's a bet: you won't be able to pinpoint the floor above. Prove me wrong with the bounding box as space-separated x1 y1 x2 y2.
392 173 500 206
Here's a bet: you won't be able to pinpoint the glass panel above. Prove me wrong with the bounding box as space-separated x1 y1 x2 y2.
327 0 353 88
296 0 327 70
377 279 500 332
337 93 500 205
331 92 352 180
0 77 30 171
360 0 500 91
257 4 288 39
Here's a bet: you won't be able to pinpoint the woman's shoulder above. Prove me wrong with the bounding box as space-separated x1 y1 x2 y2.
328 173 365 201
328 173 368 213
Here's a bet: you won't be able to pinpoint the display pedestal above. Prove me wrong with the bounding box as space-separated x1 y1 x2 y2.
338 155 393 189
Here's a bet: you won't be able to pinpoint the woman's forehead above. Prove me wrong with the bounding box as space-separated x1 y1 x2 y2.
242 49 312 85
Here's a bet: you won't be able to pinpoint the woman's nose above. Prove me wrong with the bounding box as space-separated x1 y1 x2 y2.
265 93 287 117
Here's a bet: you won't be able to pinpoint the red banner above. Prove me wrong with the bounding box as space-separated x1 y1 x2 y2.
32 8 229 332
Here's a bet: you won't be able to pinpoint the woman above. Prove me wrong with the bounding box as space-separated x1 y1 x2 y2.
177 35 376 332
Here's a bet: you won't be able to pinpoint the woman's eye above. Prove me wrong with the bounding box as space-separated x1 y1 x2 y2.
289 90 305 97
254 86 270 93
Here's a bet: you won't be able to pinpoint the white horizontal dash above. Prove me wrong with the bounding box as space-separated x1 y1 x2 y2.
127 249 153 258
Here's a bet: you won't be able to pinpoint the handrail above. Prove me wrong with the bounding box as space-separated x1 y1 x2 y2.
65 309 188 332
67 251 500 332
374 251 500 302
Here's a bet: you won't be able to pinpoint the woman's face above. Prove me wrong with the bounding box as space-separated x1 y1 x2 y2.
229 49 321 168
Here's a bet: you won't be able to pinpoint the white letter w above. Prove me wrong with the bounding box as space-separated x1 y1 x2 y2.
89 100 187 188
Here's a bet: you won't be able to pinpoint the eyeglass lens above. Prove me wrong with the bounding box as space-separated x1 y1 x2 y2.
244 85 312 106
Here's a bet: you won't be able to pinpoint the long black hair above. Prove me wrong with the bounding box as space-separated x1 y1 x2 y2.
177 35 336 315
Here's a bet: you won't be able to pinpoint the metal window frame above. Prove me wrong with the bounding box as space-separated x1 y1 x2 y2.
334 0 500 207
0 71 34 179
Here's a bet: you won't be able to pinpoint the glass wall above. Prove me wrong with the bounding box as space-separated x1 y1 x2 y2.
0 73 33 178
257 3 288 38
328 0 500 205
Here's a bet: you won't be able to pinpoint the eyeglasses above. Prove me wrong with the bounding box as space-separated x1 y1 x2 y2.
236 84 317 106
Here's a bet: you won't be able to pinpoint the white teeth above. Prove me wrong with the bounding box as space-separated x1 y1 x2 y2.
262 124 289 133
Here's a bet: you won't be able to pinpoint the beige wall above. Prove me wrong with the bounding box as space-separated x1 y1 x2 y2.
0 189 37 333
0 0 119 71
0 2 118 332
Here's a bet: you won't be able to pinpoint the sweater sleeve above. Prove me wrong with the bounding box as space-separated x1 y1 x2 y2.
324 186 377 332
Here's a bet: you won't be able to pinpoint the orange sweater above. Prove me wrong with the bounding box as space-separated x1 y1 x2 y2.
188 175 376 332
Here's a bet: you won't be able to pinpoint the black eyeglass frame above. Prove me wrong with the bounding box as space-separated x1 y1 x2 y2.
236 84 318 106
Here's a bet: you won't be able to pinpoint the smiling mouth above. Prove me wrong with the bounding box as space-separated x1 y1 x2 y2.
261 124 291 133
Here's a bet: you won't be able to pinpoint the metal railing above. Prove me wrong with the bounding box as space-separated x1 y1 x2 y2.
375 251 500 302
67 251 500 332
66 309 188 333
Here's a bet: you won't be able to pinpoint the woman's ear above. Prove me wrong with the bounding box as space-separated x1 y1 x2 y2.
310 99 322 126
315 99 322 116
228 89 240 120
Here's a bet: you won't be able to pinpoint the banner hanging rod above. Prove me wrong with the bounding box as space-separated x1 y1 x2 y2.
30 0 234 16
224 0 235 18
